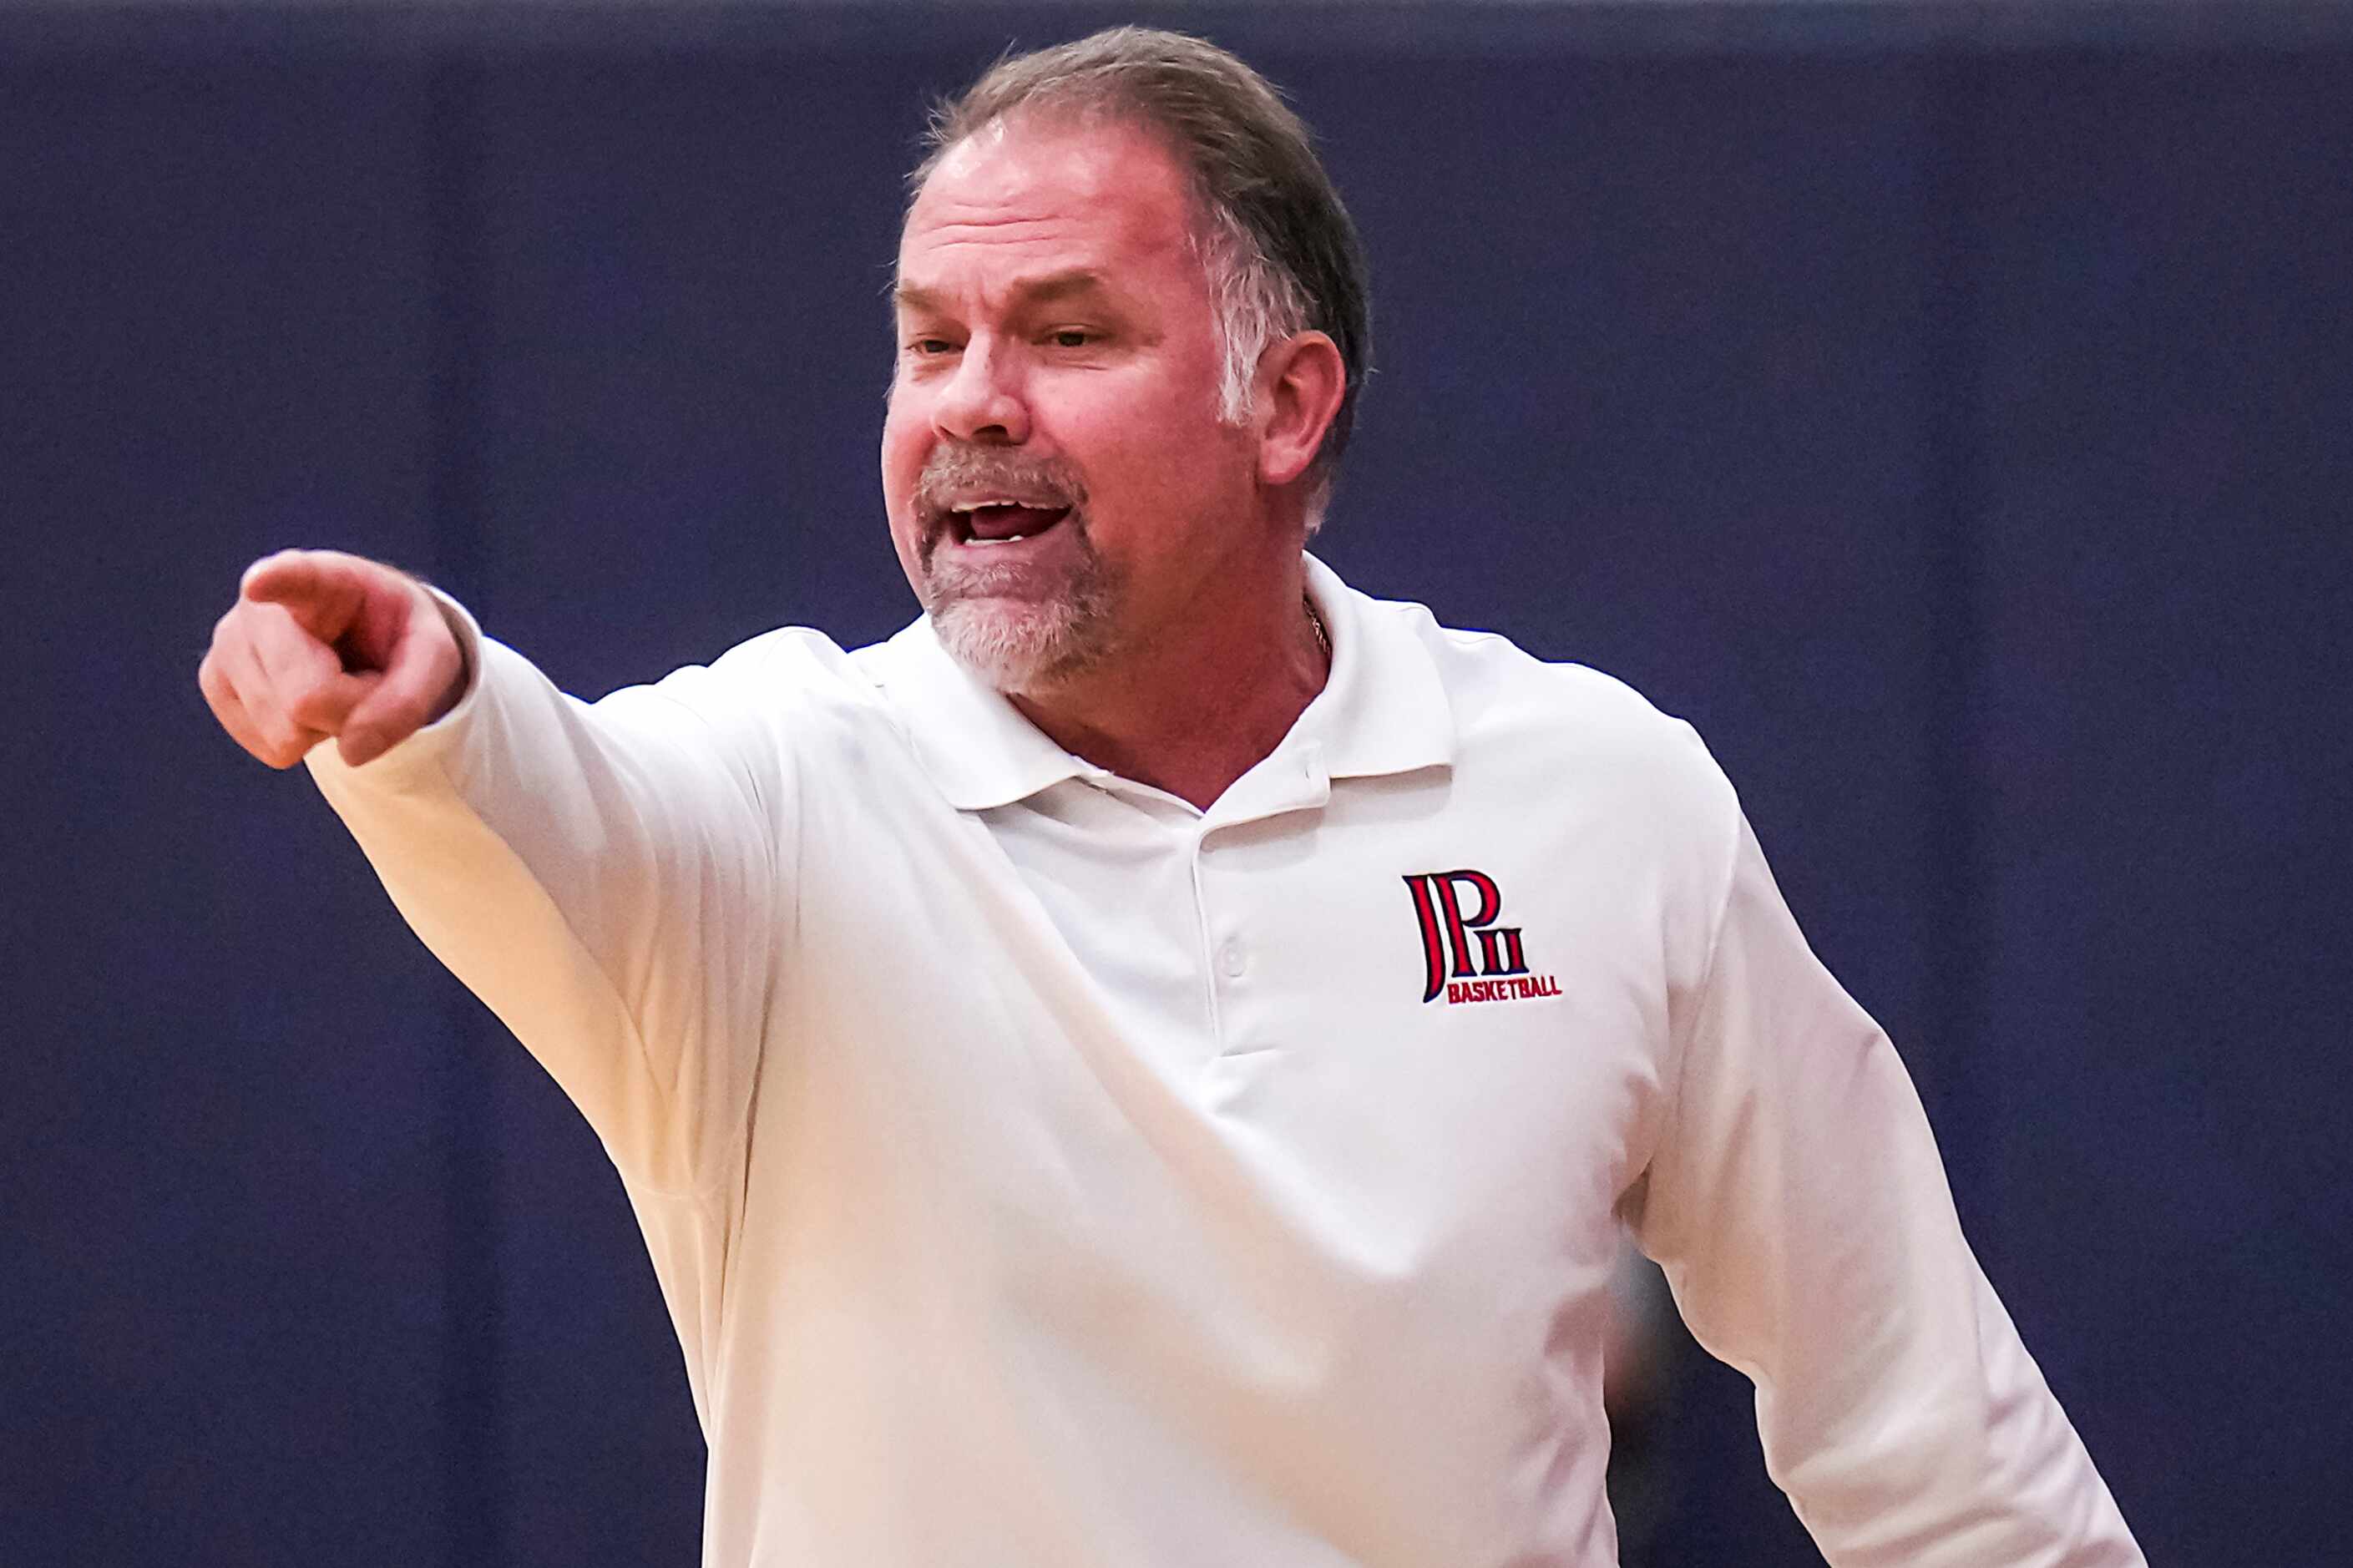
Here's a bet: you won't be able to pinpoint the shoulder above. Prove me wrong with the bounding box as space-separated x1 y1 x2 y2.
1355 589 1743 864
1387 595 1731 791
1333 582 1746 1004
590 625 902 757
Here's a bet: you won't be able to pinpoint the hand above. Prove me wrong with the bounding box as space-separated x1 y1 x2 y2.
199 549 468 768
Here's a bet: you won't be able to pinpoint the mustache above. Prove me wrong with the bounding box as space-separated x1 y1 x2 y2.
913 444 1088 520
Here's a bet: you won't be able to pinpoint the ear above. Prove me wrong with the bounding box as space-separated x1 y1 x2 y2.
1253 331 1347 490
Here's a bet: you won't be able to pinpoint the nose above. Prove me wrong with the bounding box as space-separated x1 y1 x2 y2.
932 337 1030 445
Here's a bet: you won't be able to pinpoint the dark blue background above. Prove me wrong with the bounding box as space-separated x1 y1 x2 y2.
5 3 2348 1563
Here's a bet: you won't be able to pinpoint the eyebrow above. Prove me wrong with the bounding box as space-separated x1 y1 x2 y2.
893 269 1115 316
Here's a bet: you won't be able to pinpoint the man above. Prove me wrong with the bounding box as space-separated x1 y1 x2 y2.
199 28 2143 1568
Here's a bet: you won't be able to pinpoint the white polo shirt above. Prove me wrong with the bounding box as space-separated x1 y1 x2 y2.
309 556 2141 1568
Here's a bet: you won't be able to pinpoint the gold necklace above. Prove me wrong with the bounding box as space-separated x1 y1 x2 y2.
1305 595 1330 660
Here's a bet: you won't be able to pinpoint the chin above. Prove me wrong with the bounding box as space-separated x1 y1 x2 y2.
930 595 1111 695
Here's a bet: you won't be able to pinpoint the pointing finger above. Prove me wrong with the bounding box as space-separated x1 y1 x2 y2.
240 549 378 642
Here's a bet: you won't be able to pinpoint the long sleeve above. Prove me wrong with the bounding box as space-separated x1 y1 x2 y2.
1629 813 2143 1566
305 596 797 1200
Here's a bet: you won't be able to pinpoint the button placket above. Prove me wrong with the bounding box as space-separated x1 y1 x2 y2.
1187 827 1226 1044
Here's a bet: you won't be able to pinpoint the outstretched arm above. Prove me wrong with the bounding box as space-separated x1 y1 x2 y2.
198 550 790 1201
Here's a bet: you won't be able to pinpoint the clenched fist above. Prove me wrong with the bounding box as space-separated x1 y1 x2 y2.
199 549 468 768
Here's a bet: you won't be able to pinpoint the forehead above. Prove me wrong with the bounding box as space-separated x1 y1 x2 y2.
897 115 1203 298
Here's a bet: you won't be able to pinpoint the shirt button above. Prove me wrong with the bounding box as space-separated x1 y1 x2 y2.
1219 941 1247 979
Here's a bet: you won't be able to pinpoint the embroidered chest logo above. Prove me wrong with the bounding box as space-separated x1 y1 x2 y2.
1403 870 1563 1006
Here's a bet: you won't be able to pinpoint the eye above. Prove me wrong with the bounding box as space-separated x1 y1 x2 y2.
907 337 958 357
1048 329 1093 350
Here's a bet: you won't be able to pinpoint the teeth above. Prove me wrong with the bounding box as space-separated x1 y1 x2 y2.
965 534 1029 545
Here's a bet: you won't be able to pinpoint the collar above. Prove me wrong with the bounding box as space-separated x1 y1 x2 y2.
1298 552 1456 782
861 552 1457 812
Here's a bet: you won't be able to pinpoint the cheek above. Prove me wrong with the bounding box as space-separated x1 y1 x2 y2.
879 398 930 583
1060 375 1228 491
1101 418 1249 518
883 387 941 503
879 388 922 488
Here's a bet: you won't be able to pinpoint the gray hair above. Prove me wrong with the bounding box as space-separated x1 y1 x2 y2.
911 27 1372 525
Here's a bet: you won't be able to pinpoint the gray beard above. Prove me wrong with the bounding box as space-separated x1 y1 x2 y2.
923 532 1121 695
912 443 1115 693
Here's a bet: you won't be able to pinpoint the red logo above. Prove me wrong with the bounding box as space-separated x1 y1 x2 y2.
1403 870 1563 1006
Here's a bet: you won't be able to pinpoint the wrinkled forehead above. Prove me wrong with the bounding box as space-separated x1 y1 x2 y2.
898 109 1210 274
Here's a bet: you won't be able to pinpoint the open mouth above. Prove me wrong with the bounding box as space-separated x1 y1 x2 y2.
949 499 1074 546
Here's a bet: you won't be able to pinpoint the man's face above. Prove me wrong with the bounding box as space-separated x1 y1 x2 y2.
883 114 1260 693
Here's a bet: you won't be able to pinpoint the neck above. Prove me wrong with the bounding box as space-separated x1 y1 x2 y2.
1009 556 1328 811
